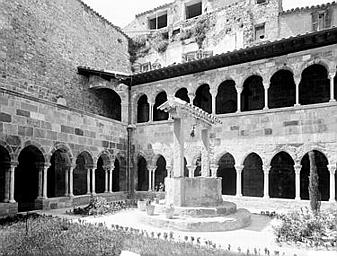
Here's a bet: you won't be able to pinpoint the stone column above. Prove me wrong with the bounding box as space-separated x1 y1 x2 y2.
263 82 269 110
37 163 44 199
236 87 242 113
109 165 114 193
69 165 74 197
173 118 185 177
166 165 172 178
210 88 217 115
42 164 49 199
152 168 156 191
210 163 218 178
86 169 91 194
263 165 270 199
148 169 152 191
9 162 17 203
329 72 336 103
294 76 301 107
91 167 96 195
187 165 195 178
121 102 129 123
201 128 210 177
65 167 69 196
149 100 154 122
235 165 243 197
328 164 336 202
104 167 109 193
294 164 302 200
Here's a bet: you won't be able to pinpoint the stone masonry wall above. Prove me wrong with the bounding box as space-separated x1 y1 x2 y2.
0 0 130 117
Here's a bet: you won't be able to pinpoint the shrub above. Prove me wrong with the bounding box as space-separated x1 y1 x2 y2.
273 207 337 248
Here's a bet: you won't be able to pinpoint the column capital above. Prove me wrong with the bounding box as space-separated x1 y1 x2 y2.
294 75 301 85
263 165 271 174
328 164 336 175
10 161 18 168
209 87 217 96
329 71 336 79
294 164 302 174
235 165 244 173
235 86 242 94
263 82 270 90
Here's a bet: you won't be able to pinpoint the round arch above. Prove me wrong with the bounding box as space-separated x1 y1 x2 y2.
242 152 264 197
154 155 167 191
175 87 190 103
241 75 264 112
92 88 122 121
217 153 236 195
95 151 112 194
216 80 237 114
193 84 212 113
73 151 94 196
137 94 150 123
0 145 11 202
269 151 295 199
137 155 148 191
153 91 169 121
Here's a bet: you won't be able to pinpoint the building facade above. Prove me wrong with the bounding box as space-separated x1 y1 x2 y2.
0 0 337 217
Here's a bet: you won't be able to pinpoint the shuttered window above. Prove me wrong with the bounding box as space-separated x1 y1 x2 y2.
312 8 332 31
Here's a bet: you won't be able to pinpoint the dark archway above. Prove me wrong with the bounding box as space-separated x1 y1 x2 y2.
154 155 167 191
137 95 149 123
242 153 264 197
112 158 120 192
15 145 44 211
269 70 296 109
73 152 93 196
194 156 201 177
216 80 237 114
175 88 190 103
95 156 106 194
184 157 189 177
0 146 11 202
153 91 169 121
269 152 295 199
137 156 148 191
241 75 264 111
47 149 70 198
217 153 236 195
300 150 329 201
94 88 121 121
299 64 330 105
193 84 212 113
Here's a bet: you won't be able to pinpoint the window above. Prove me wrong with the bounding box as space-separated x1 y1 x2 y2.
312 9 331 31
148 12 167 30
185 1 202 19
255 24 265 40
256 0 267 4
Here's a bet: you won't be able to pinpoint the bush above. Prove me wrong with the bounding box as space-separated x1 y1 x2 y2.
273 207 337 248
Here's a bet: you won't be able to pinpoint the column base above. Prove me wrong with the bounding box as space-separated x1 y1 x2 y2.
236 194 242 197
329 198 336 203
91 192 96 196
329 99 336 103
295 196 301 201
294 103 301 108
263 196 270 199
263 107 269 111
9 199 16 204
68 193 74 198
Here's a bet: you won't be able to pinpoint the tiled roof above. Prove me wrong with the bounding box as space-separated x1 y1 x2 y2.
281 1 336 15
135 2 174 17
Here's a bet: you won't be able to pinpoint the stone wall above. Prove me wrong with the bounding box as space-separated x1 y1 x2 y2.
0 0 130 117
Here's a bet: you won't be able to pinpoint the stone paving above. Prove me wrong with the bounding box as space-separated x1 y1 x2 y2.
37 197 337 256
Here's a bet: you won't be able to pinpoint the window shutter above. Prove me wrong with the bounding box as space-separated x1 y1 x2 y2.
325 8 332 28
312 12 318 31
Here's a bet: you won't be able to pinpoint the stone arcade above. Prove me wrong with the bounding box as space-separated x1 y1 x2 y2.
1 0 337 217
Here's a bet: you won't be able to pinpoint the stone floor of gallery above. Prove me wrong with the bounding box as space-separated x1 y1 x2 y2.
36 196 336 256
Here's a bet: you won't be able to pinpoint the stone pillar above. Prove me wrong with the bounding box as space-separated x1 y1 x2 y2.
69 166 74 197
42 164 49 199
91 167 96 195
328 164 336 202
187 165 195 178
188 92 196 104
121 102 129 123
235 165 243 197
329 72 336 103
201 128 210 177
104 167 109 193
109 165 114 193
210 88 217 115
236 87 242 113
37 163 44 199
173 118 185 177
9 162 17 203
210 163 218 178
148 169 152 191
152 168 156 191
294 164 302 200
149 101 154 122
263 165 270 199
294 76 301 107
166 165 172 178
65 168 69 196
86 169 91 194
263 82 269 110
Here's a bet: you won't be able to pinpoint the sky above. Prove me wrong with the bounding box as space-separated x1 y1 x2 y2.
81 0 333 28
